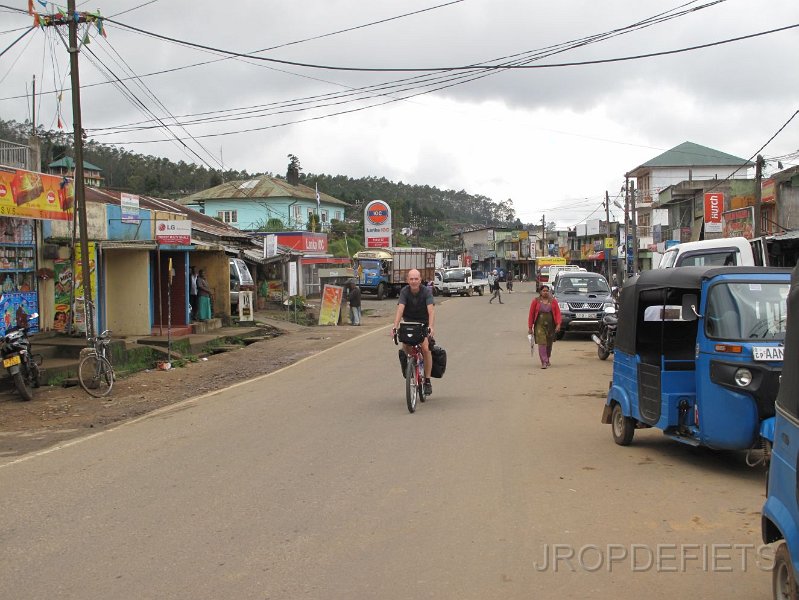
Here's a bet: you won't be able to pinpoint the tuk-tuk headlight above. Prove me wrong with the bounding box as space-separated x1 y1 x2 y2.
734 368 753 387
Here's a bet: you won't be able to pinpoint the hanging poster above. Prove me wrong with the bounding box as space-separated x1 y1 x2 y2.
54 242 98 333
0 292 38 337
722 207 755 240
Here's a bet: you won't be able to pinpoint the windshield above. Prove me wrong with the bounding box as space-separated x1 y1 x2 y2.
555 275 610 295
444 269 466 281
358 260 380 271
706 282 789 340
678 250 739 267
659 250 678 268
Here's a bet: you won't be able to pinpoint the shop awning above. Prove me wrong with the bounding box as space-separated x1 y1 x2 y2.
100 240 157 250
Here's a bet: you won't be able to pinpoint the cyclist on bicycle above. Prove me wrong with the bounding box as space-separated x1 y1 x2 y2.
392 268 436 396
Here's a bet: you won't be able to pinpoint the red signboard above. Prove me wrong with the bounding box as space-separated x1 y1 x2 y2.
704 192 723 233
367 237 389 248
275 232 328 253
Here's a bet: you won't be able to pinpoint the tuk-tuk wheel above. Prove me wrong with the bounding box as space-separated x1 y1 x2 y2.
611 403 635 446
773 543 799 600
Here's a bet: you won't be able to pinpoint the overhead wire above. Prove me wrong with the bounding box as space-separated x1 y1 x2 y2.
96 1 736 142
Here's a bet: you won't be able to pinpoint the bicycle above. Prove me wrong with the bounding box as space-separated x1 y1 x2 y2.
76 297 115 398
393 322 429 413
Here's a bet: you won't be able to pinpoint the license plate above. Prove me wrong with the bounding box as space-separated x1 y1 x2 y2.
3 355 20 368
575 313 597 319
753 346 784 361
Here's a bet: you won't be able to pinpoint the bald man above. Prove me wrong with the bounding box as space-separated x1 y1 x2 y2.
393 268 436 395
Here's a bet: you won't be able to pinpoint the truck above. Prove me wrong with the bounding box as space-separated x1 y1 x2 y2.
433 266 485 297
657 237 768 269
353 247 435 300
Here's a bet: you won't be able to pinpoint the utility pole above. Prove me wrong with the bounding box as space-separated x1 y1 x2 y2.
630 181 638 276
541 214 546 257
604 191 611 279
754 154 765 238
623 178 630 282
45 1 94 337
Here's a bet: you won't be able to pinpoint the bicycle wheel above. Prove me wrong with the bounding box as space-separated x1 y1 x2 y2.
405 356 418 413
78 353 114 398
418 358 426 403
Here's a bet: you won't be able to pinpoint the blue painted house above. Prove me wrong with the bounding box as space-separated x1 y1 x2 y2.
179 175 349 232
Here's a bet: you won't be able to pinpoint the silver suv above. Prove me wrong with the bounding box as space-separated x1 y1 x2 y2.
552 272 613 339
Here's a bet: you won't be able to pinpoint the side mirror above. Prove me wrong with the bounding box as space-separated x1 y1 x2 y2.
682 294 700 320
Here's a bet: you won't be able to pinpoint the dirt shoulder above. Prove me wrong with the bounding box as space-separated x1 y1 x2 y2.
0 301 396 460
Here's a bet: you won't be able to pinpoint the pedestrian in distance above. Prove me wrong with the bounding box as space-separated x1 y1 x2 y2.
189 266 198 321
507 272 514 293
197 269 213 321
348 280 362 326
489 269 503 304
528 284 561 369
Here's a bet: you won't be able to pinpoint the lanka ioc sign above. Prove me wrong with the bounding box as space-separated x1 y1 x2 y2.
364 199 393 248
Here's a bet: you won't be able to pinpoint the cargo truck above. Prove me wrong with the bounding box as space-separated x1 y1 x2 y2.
353 247 436 300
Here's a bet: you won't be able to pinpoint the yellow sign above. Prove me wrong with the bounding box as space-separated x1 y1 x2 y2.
537 257 566 267
604 237 615 249
318 284 344 326
0 167 74 220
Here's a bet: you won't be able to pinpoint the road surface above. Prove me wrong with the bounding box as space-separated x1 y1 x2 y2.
0 282 773 599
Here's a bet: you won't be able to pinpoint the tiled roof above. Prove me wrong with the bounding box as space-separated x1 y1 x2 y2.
630 141 752 174
48 156 104 171
179 175 349 206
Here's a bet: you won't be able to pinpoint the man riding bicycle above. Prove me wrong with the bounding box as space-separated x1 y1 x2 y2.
393 268 436 396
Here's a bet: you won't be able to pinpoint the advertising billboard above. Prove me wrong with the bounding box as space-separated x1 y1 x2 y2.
704 192 723 233
364 200 392 248
723 207 754 239
0 166 74 220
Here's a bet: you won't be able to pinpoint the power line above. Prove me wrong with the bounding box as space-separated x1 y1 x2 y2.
0 26 33 59
105 14 795 73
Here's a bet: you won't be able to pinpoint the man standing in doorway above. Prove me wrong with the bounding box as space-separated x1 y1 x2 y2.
189 266 199 321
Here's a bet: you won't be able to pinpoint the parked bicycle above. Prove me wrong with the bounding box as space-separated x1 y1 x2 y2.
393 322 429 413
76 297 114 397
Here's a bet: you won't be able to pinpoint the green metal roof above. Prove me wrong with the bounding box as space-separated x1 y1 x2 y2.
638 141 752 169
48 156 104 171
180 175 349 206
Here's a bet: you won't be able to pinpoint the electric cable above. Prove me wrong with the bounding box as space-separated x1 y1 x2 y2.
0 26 34 59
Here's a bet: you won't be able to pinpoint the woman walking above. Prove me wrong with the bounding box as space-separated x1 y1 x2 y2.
527 284 562 369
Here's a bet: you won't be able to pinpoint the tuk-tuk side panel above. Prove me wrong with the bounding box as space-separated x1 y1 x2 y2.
637 363 661 425
607 350 639 419
763 408 799 568
658 369 697 432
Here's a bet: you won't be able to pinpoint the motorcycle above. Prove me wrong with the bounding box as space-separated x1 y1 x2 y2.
1 312 42 401
592 304 618 360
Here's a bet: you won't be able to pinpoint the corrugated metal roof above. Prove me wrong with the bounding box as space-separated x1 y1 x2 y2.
626 141 752 176
179 175 349 206
85 188 251 240
48 156 104 171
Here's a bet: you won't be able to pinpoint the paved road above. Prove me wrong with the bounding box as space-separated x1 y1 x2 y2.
0 282 772 599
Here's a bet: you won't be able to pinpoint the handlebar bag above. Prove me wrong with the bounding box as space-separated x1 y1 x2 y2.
398 322 426 346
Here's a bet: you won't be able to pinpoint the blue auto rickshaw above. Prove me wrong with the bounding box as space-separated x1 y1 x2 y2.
601 266 790 454
762 264 799 599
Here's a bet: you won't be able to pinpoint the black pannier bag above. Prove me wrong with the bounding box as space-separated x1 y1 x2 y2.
398 349 408 377
431 344 447 378
398 322 427 346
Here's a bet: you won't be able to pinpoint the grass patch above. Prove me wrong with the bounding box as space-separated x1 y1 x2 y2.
114 346 159 376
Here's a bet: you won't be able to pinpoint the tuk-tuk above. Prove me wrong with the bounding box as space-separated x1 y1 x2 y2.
762 264 799 598
601 266 790 453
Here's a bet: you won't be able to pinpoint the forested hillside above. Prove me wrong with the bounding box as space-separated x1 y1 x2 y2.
1 119 522 247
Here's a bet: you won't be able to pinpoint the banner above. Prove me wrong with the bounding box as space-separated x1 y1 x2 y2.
318 284 343 326
54 241 98 333
0 292 38 337
704 192 723 233
723 207 754 239
0 167 74 220
121 193 140 223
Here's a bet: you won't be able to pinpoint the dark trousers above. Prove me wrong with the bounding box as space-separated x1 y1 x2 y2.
189 294 198 320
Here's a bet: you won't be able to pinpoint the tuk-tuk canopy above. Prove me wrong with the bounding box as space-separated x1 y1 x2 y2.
616 266 792 355
776 264 799 418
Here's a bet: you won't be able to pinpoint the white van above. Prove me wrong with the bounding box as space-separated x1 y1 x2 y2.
657 238 768 269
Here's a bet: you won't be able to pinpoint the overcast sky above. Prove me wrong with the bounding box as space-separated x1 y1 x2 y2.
1 0 797 226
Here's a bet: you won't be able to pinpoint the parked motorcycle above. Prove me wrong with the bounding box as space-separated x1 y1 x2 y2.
592 304 618 360
2 313 41 401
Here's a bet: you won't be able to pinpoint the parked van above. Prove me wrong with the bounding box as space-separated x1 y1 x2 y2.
657 237 768 269
229 258 254 310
